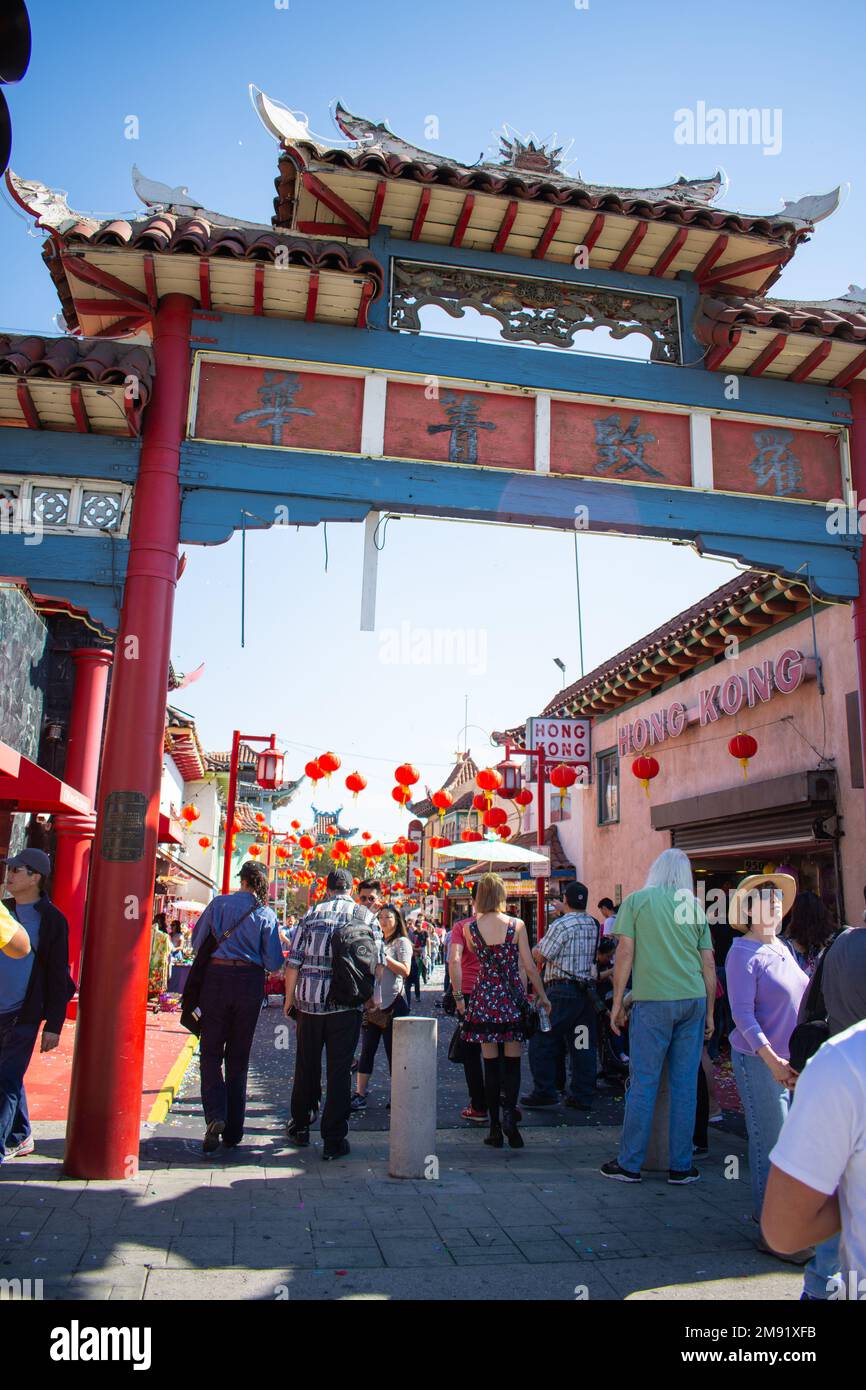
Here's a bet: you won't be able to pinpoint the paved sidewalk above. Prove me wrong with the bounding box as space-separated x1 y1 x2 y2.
0 971 800 1301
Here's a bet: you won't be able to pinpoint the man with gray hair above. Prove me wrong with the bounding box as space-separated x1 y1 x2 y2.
284 868 381 1160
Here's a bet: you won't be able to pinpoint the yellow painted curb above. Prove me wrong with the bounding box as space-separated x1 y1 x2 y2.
147 1033 199 1125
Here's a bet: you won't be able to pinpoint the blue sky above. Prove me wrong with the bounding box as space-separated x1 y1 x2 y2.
3 0 864 836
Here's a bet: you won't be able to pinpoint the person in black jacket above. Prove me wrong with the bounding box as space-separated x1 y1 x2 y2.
0 849 72 1163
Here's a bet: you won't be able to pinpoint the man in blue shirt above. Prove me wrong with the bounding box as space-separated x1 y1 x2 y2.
1 848 71 1163
191 860 284 1155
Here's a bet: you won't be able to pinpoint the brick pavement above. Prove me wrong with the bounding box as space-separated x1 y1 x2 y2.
0 971 800 1301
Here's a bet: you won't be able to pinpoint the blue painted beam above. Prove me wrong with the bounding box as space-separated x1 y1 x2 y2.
203 313 849 425
0 428 141 480
179 440 860 601
0 532 127 629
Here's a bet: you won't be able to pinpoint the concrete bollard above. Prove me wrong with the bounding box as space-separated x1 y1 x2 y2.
643 1060 670 1172
389 1016 437 1179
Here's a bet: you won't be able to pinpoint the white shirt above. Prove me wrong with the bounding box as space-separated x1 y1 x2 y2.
769 1019 866 1293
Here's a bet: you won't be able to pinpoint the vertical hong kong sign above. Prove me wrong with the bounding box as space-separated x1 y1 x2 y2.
526 717 592 779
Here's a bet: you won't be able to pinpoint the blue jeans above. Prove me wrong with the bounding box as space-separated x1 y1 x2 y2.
0 1009 40 1158
731 1047 791 1221
803 1234 842 1300
618 997 706 1174
528 983 598 1105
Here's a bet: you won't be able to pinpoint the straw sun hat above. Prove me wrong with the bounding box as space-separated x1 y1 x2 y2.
728 873 797 932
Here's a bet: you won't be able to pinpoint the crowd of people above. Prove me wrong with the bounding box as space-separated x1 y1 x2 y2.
1 841 863 1301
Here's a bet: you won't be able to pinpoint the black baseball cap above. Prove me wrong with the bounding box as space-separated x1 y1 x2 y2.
3 848 51 876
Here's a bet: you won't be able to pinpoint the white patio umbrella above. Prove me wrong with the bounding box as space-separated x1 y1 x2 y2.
167 899 205 913
432 840 549 869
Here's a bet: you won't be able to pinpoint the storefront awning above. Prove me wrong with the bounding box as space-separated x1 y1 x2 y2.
0 740 91 815
157 811 185 846
652 769 838 859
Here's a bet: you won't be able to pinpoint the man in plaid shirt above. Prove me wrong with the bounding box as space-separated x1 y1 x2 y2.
523 880 601 1112
284 868 382 1159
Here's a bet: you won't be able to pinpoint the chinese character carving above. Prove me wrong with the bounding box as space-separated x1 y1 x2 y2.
234 371 314 445
427 390 496 464
750 429 804 497
593 414 662 478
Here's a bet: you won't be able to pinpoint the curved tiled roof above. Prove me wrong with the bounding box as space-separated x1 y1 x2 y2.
696 291 866 346
279 139 812 243
0 333 154 401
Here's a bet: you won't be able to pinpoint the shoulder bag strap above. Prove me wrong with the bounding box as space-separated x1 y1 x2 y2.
214 901 259 948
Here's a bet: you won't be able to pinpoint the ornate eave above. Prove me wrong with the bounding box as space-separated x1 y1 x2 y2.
494 573 818 740
693 288 866 386
0 332 151 434
269 98 842 296
6 170 384 339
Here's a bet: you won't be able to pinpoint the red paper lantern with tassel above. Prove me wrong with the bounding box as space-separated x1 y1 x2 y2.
631 755 660 797
728 733 758 779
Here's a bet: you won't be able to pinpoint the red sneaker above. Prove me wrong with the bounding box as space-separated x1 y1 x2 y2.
461 1106 488 1124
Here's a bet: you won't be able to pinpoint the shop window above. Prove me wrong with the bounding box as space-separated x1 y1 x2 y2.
597 748 619 825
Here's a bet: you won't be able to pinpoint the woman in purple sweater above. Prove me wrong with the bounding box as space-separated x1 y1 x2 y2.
726 873 809 1250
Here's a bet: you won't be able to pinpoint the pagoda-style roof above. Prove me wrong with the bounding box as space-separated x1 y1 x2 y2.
165 706 208 783
6 170 384 339
270 99 842 296
693 288 866 386
495 572 818 737
0 333 152 434
409 751 479 819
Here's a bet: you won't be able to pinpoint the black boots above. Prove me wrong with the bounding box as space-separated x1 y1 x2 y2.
483 1054 524 1148
501 1056 524 1147
483 1056 504 1147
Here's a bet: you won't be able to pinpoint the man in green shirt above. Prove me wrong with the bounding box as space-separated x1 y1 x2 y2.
600 849 716 1186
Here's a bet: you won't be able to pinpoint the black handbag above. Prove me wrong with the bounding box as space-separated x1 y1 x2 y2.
788 934 839 1073
447 1020 473 1063
180 903 258 1036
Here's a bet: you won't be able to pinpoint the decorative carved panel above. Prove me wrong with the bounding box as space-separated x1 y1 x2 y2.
391 262 681 363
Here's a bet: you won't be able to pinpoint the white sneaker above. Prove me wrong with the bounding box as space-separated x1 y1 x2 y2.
5 1136 35 1158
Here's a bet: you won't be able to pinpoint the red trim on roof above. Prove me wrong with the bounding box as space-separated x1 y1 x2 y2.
15 379 41 429
612 220 648 272
305 271 319 322
411 187 431 241
651 226 688 277
787 339 833 382
582 213 606 253
747 332 789 377
704 333 741 370
699 247 789 290
0 741 92 815
368 180 387 236
302 170 370 239
533 206 562 260
833 348 866 388
451 193 475 248
693 235 729 280
493 199 519 254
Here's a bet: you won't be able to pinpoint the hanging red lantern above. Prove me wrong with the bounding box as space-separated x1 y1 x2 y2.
254 811 266 826
392 785 412 807
305 760 323 785
276 844 289 861
404 841 419 859
431 789 453 818
483 806 508 829
290 819 301 831
472 792 488 813
361 830 372 841
345 771 367 798
513 787 533 809
395 763 420 787
197 836 211 849
631 755 660 797
728 733 758 779
181 802 200 824
248 844 263 859
318 751 341 779
461 829 483 842
298 834 315 853
498 826 512 840
549 763 578 808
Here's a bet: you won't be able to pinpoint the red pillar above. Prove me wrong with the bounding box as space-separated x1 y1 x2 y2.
850 382 866 824
221 730 241 894
65 294 194 1179
52 646 113 999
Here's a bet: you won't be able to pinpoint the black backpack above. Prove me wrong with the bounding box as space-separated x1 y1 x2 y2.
326 909 379 1008
787 933 840 1074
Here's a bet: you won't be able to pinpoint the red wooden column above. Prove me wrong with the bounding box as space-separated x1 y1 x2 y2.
850 381 866 824
51 646 112 1004
65 294 194 1179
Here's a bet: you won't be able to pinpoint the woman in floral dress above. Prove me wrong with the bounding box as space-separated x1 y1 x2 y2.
451 874 550 1149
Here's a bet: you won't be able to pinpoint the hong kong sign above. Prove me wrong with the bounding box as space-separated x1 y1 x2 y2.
527 717 591 768
188 354 846 503
617 648 812 757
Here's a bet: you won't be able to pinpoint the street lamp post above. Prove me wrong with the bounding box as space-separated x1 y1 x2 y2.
221 730 281 894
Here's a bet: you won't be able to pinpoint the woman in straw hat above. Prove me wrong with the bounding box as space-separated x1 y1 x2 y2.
726 872 811 1259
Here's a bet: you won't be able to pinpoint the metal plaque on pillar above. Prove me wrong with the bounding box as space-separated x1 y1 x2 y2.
101 790 147 861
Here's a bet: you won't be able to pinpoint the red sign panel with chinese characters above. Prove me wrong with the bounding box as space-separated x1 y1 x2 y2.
193 362 364 453
711 419 843 502
550 399 692 486
383 382 535 470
